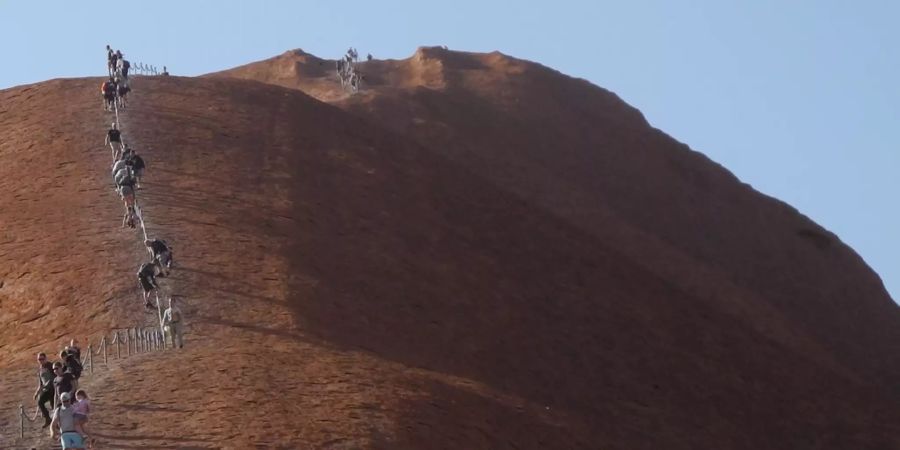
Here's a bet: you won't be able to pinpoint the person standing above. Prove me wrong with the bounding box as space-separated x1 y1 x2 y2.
162 296 184 349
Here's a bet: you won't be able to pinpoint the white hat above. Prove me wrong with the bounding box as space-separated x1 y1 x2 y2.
60 392 71 401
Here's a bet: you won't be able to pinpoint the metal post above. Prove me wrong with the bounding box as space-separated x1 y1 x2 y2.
115 332 121 359
103 336 108 365
126 329 131 356
19 404 24 438
87 343 93 374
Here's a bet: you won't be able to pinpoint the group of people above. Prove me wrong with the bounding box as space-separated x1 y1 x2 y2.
107 128 146 229
100 47 184 347
336 47 370 93
101 45 132 111
34 47 187 450
33 341 94 449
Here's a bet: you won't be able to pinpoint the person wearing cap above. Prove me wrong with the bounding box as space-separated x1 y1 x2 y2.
162 296 184 349
50 391 85 450
33 354 55 427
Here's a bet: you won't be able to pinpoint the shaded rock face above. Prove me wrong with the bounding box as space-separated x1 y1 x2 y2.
0 47 896 449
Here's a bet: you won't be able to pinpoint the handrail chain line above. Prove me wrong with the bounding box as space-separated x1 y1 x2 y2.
16 55 176 442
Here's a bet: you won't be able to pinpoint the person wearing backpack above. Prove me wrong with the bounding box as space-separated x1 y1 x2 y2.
59 349 83 381
114 165 137 210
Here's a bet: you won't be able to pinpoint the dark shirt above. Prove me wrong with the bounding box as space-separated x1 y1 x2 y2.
67 347 81 362
149 240 168 255
108 129 121 142
131 155 145 171
138 262 158 278
54 372 75 395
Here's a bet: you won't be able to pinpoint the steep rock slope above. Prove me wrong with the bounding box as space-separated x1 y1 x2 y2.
0 59 896 449
214 47 900 390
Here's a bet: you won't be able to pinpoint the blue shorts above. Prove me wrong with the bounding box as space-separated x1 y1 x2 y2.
61 431 84 449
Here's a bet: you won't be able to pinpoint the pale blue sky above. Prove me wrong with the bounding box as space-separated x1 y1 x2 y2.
1 1 896 302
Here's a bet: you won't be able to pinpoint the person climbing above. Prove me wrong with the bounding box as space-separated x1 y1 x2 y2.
72 389 93 447
66 339 82 364
106 45 116 77
105 122 122 158
59 349 83 382
116 78 130 109
122 205 138 229
367 53 373 61
137 261 161 309
161 66 169 76
50 392 85 450
101 77 117 111
33 356 55 427
121 58 130 79
114 163 137 210
162 296 184 349
145 239 173 274
128 149 145 188
111 152 129 183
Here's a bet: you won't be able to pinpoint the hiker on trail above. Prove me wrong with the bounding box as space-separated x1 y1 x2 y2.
34 355 55 427
367 53 373 61
114 163 137 209
66 339 82 364
111 153 129 183
72 389 93 446
106 45 117 77
145 238 173 274
105 122 122 159
53 362 76 402
101 77 117 111
116 57 131 81
50 392 85 450
123 205 138 229
128 150 146 188
59 349 83 382
120 58 130 79
162 296 184 349
137 261 162 309
350 71 362 93
161 66 169 76
116 78 131 109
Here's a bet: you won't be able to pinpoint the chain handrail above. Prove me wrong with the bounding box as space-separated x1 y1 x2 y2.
18 51 177 442
18 325 168 438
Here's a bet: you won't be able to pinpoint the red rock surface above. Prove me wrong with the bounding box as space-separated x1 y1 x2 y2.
0 47 896 449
